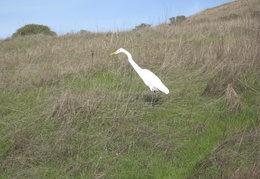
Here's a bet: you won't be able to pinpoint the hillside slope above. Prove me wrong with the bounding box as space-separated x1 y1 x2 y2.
0 0 259 178
188 0 260 21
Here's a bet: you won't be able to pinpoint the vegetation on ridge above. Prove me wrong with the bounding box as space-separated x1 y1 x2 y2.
12 24 57 37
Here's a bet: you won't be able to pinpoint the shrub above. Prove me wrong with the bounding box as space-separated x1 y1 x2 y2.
169 17 176 24
134 23 151 30
169 15 186 24
12 24 57 37
79 30 90 34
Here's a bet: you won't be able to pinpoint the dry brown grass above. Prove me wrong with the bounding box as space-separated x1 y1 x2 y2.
1 9 259 91
225 84 241 112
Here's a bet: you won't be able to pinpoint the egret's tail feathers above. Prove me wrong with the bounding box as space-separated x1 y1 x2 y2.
164 88 170 94
161 86 169 94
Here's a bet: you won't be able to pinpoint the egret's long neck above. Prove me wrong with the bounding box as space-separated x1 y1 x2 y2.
123 50 143 74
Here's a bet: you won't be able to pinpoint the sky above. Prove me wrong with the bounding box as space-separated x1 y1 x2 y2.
1 0 234 39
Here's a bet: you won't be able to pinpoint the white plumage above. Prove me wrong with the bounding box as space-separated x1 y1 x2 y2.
111 48 169 105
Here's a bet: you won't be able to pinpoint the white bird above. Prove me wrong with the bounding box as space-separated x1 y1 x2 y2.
111 48 169 106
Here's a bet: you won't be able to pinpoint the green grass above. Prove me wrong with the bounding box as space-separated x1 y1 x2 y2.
0 67 259 178
1 65 259 178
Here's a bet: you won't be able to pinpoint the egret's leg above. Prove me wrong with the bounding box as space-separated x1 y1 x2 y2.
151 91 156 106
151 92 154 106
155 92 158 102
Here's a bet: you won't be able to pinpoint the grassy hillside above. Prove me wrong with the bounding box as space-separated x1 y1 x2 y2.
0 0 259 178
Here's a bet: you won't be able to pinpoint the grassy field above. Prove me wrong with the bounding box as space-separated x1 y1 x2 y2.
1 0 260 178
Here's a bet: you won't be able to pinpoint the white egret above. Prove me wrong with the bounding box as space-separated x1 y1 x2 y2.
111 48 169 106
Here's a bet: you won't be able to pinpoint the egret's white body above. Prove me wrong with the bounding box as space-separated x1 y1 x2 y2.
111 48 169 105
136 68 169 94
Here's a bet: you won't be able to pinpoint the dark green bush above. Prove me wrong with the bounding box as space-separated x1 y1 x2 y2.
12 24 57 37
169 15 186 24
134 23 151 30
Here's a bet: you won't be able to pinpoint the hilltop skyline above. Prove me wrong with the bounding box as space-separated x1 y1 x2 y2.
1 0 234 38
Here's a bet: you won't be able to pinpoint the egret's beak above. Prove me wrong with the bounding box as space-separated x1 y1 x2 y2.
110 51 118 55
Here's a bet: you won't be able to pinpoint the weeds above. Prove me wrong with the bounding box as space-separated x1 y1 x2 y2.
225 84 241 112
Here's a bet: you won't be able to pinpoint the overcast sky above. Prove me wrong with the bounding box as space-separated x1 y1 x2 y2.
1 0 234 39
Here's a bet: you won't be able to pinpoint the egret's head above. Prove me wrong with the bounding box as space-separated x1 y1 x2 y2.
111 48 125 55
